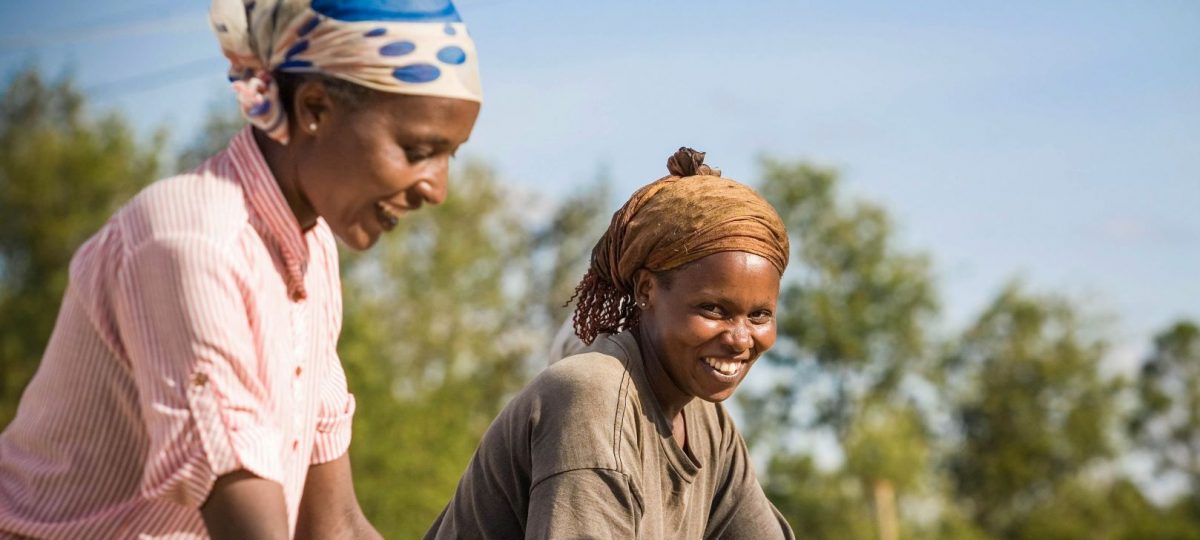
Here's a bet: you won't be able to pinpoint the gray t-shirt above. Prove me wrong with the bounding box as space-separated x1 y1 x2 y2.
425 332 795 539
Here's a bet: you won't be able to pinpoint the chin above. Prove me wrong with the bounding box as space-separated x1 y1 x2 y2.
334 229 378 252
699 388 739 404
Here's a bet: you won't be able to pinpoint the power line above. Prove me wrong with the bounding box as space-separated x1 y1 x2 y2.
67 0 190 32
0 11 207 52
86 56 225 98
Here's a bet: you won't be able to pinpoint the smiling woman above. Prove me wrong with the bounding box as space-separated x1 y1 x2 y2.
425 148 796 539
0 1 481 539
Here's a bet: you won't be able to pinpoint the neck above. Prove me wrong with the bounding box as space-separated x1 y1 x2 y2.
634 324 694 422
253 128 317 230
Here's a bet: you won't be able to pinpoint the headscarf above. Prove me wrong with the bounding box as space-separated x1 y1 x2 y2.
209 0 482 144
571 148 791 345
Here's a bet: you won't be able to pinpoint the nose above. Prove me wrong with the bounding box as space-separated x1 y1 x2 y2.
723 320 754 355
411 156 450 207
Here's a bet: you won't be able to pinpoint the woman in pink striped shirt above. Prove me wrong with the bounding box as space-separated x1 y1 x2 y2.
0 1 481 538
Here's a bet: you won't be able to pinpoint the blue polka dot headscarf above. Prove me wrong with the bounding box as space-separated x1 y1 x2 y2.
210 0 482 144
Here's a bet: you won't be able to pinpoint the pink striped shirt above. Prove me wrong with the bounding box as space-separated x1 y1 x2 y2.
0 127 354 539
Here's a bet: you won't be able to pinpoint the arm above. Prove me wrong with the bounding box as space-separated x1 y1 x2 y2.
201 470 289 540
296 454 382 540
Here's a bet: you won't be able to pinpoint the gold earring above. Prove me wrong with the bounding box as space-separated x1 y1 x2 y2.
308 122 318 132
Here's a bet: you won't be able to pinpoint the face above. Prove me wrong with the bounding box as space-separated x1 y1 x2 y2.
291 85 480 250
636 251 781 404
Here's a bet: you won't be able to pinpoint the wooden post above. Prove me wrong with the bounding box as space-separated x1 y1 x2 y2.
872 478 898 540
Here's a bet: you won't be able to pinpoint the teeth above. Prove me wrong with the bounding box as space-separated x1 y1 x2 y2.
376 202 402 226
703 357 741 376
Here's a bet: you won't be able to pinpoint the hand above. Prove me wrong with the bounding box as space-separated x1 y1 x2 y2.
296 454 382 540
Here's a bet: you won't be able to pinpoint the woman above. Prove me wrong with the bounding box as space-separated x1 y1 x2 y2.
0 1 480 538
426 149 796 539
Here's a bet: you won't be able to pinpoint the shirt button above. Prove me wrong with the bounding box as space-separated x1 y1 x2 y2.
192 373 208 386
295 366 303 377
292 439 300 451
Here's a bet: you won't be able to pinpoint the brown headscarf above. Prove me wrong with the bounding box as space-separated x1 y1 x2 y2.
571 147 790 344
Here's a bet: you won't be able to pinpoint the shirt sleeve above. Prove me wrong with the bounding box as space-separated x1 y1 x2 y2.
311 349 355 465
705 421 796 540
114 235 283 507
526 469 641 540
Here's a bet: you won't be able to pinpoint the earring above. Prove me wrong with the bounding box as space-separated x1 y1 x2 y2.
638 301 647 309
308 122 318 132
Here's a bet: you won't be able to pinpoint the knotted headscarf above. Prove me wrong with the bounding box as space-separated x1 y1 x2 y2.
571 148 790 344
210 0 482 144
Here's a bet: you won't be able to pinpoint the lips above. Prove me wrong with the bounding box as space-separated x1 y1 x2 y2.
700 356 752 386
703 357 742 376
375 200 406 231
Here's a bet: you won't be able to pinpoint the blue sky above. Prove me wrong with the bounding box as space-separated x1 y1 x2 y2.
2 0 1197 369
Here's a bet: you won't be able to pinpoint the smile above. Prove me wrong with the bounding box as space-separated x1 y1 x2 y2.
376 201 406 230
702 357 743 377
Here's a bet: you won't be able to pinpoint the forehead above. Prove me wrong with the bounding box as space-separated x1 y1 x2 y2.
356 92 479 142
668 251 781 301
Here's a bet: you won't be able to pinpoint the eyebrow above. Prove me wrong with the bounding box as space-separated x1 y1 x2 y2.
410 135 452 146
690 290 775 309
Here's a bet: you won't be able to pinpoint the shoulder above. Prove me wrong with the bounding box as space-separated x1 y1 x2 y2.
67 159 252 302
115 158 251 252
531 351 631 407
516 332 651 448
515 351 634 434
533 331 644 399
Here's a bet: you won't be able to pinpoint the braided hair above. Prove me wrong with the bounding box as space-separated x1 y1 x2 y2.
568 147 722 344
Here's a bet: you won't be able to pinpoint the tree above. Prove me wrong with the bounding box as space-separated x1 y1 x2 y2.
1129 320 1200 504
1013 477 1200 540
0 68 163 425
742 158 938 540
843 402 931 540
763 453 877 540
942 283 1121 537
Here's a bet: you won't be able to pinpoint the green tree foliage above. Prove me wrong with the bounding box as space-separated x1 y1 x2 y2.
943 283 1121 537
763 453 877 540
1130 320 1200 501
0 68 162 425
1014 478 1200 540
843 403 929 493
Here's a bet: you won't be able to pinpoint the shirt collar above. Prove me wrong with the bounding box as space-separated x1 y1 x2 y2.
226 126 311 301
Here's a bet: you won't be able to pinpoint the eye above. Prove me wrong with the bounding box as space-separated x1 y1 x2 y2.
698 304 725 318
404 146 434 163
749 310 774 325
